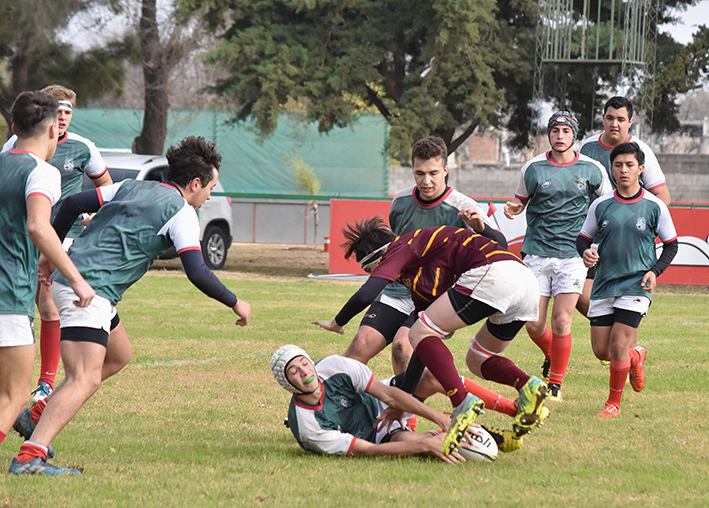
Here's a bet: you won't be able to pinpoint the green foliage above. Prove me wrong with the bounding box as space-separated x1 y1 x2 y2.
287 152 321 195
178 0 538 161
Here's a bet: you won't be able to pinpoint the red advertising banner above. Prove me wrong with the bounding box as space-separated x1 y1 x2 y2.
329 198 709 286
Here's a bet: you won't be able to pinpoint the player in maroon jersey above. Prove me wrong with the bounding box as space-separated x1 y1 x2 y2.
313 217 548 456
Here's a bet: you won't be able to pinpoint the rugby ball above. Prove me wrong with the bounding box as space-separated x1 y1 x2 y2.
457 428 498 463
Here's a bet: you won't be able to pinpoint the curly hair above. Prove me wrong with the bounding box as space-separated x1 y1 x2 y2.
11 91 59 138
411 136 447 166
166 136 222 187
341 215 396 263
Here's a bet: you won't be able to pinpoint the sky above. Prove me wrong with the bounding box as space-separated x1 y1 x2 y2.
661 1 709 44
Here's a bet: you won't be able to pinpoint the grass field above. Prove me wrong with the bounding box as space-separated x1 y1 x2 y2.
1 245 708 507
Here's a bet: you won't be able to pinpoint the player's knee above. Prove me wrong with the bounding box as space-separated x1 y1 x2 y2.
465 348 485 378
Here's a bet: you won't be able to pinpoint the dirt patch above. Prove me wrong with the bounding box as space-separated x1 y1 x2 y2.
151 243 330 277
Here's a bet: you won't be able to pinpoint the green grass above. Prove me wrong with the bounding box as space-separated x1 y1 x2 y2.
2 272 708 507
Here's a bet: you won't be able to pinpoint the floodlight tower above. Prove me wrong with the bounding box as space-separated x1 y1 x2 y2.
532 0 658 142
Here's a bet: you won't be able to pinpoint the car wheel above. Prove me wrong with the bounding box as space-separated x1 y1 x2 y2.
202 225 228 270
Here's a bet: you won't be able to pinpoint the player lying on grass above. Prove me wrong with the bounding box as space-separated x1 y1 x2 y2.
312 217 548 456
9 136 252 476
271 345 522 461
577 142 678 418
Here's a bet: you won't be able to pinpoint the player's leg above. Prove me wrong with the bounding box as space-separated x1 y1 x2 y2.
343 300 408 365
526 295 552 381
101 316 132 381
33 282 61 402
0 344 34 444
391 325 414 374
576 274 593 318
465 320 548 436
546 292 580 401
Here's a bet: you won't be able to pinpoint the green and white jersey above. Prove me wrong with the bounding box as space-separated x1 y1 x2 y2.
579 189 677 301
53 180 202 305
384 185 494 298
0 150 61 316
514 151 611 258
579 134 666 192
3 132 108 238
287 355 379 455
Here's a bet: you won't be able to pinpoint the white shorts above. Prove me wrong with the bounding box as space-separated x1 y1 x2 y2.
524 255 586 297
0 314 35 347
378 293 416 316
454 260 540 325
52 282 116 333
588 295 651 318
373 376 411 444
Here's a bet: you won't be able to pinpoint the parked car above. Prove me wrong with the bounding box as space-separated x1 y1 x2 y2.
83 154 233 270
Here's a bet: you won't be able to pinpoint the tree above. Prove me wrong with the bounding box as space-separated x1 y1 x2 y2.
0 0 126 134
178 0 538 161
133 0 201 154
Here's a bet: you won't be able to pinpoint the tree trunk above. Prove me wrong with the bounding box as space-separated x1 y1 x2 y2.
133 0 169 155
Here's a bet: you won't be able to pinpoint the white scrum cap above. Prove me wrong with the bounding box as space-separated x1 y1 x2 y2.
271 344 313 394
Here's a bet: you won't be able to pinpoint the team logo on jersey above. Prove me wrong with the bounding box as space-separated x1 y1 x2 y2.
339 397 350 408
600 220 609 230
577 178 588 191
541 181 551 189
573 279 581 289
63 158 75 171
636 217 647 231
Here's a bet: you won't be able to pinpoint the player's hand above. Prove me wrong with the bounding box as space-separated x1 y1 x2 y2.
504 201 524 219
641 271 656 293
427 432 465 464
80 213 95 227
375 406 406 434
583 248 599 268
37 255 55 287
70 279 96 308
233 299 251 326
458 207 485 233
310 319 345 335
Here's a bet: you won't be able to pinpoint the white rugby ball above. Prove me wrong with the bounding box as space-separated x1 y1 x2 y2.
457 428 498 463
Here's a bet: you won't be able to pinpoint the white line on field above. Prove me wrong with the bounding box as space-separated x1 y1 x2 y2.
131 353 269 369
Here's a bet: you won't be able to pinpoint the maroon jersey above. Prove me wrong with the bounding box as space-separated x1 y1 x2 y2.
371 225 522 310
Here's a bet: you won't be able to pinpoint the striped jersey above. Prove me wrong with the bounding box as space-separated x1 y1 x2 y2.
579 189 677 301
579 134 666 192
384 185 495 298
52 180 202 305
371 225 521 311
287 355 378 455
0 150 61 315
3 132 108 237
514 151 610 258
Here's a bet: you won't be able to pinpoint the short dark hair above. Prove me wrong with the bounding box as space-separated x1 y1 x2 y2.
341 215 396 263
610 141 645 166
166 136 222 187
10 91 58 138
604 96 634 119
411 136 447 166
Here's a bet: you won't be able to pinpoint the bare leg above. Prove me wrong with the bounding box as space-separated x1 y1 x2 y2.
0 345 34 434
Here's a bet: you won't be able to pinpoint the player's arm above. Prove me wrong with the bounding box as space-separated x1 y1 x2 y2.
311 276 390 334
348 431 464 463
641 202 678 292
650 185 671 206
577 202 599 267
52 189 103 241
27 195 94 307
367 378 450 431
179 249 251 325
458 207 508 249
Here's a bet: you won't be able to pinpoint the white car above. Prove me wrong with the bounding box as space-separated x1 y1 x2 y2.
83 154 233 270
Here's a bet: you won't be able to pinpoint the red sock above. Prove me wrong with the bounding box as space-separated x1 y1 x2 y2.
0 430 6 445
416 336 467 406
479 355 530 391
38 320 61 389
548 333 572 386
607 359 630 408
17 441 47 463
530 326 552 359
462 377 517 417
30 399 47 424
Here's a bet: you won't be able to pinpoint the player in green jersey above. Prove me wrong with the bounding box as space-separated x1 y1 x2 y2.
504 111 611 401
577 142 678 418
0 91 94 458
